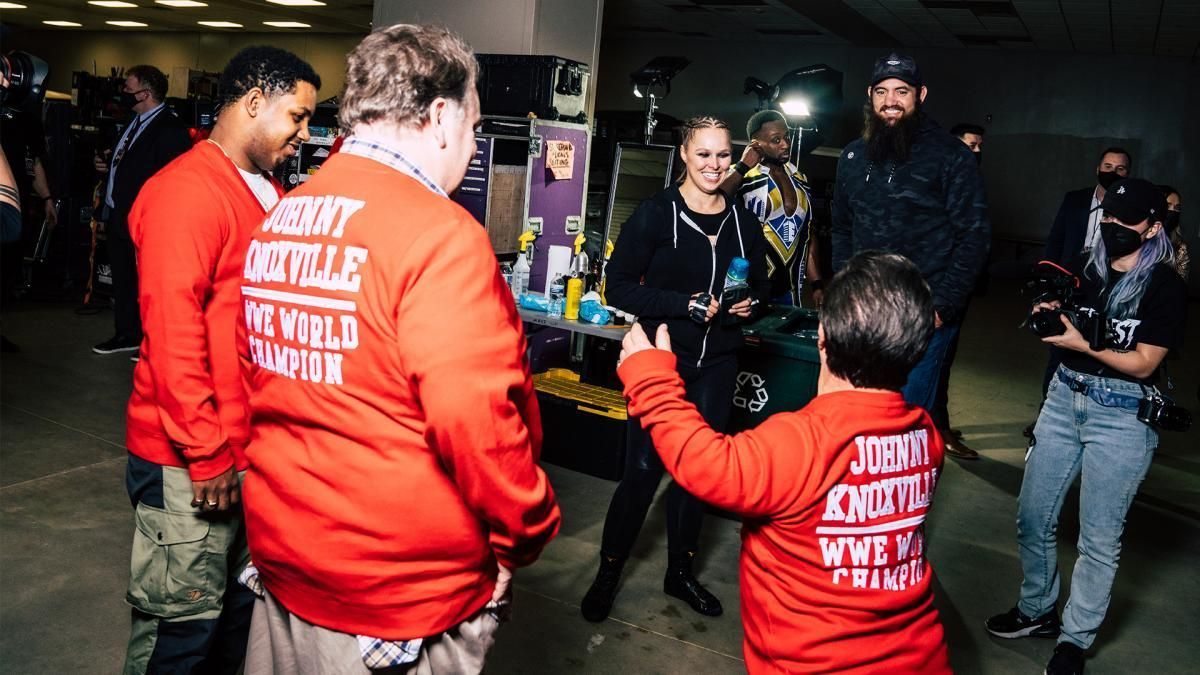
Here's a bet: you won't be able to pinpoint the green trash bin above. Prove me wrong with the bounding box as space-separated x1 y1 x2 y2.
729 306 821 432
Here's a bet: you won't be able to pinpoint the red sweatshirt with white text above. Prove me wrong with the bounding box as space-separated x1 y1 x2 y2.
619 349 950 674
126 141 278 479
240 152 561 640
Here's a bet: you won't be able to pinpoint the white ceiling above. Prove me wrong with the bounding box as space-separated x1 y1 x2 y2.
603 0 1200 57
0 0 372 33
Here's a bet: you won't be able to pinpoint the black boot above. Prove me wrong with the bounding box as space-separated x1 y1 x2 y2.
581 554 625 622
664 550 722 617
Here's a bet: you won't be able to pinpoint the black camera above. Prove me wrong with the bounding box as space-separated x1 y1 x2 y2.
1027 305 1113 351
1023 261 1115 351
1137 394 1192 432
1 50 50 117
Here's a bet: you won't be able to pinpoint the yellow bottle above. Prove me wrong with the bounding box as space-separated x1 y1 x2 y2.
565 277 583 320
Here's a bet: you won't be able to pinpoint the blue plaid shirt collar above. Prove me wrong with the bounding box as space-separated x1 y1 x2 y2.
339 137 447 198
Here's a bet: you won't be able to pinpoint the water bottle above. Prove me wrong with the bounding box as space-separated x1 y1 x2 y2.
500 262 513 291
721 257 751 325
547 277 565 319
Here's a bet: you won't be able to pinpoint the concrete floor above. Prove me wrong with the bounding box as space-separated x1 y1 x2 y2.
2 279 1198 674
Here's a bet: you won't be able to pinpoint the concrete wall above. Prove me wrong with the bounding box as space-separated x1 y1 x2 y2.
595 37 1200 277
7 31 364 101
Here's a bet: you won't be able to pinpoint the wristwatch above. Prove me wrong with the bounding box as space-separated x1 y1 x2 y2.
734 161 752 177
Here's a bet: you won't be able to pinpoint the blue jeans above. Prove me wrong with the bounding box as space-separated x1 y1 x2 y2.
1016 366 1158 650
902 323 960 429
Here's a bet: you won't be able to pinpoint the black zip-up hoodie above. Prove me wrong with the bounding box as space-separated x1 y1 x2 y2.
606 184 770 368
830 116 991 324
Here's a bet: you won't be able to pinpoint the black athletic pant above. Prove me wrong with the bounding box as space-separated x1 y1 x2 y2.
600 357 737 559
108 214 142 340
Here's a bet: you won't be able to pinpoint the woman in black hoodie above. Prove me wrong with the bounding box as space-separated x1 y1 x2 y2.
581 116 769 622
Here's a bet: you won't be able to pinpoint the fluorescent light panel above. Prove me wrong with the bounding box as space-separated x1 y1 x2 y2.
263 21 311 28
89 1 139 7
265 0 326 6
44 20 84 26
155 0 207 6
107 20 148 26
198 21 243 28
0 3 29 9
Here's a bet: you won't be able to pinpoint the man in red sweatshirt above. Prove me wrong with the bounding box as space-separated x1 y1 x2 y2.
618 251 952 674
122 47 319 674
239 25 561 674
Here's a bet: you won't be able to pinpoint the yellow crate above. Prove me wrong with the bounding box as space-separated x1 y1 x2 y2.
533 371 627 421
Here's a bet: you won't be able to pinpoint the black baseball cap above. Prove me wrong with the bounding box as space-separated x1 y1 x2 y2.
1101 178 1168 225
870 53 921 88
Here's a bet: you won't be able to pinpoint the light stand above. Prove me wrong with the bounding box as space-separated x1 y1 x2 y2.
633 84 660 146
629 57 690 146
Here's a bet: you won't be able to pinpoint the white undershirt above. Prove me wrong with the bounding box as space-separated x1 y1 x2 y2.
238 167 279 211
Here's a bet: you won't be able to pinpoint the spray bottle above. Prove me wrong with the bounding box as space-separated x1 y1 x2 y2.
565 233 587 320
598 238 615 305
512 230 537 299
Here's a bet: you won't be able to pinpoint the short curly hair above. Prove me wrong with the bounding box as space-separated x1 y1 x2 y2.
339 24 477 130
216 46 321 112
746 109 787 140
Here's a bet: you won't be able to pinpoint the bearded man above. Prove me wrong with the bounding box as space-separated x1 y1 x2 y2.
830 53 990 460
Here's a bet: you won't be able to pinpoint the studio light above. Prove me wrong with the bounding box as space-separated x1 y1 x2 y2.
778 98 810 117
629 57 689 145
740 64 842 161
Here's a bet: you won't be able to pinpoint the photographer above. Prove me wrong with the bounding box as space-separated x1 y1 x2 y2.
986 178 1188 675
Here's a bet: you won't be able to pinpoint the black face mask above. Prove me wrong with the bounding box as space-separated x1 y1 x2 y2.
1100 220 1144 258
974 151 982 166
1162 211 1180 236
116 91 139 109
1097 170 1121 189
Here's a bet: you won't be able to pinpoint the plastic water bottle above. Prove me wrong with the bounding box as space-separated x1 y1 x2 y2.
720 257 750 325
723 256 750 292
547 277 565 319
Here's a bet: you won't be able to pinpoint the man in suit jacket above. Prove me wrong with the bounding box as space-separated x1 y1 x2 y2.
92 65 192 355
1044 147 1132 275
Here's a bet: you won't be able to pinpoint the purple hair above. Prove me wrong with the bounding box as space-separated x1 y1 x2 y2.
1084 224 1174 319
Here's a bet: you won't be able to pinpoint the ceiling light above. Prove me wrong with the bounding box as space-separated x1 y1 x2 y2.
107 20 149 26
155 0 207 6
90 1 139 7
198 21 243 28
0 3 29 9
265 0 326 6
43 20 84 27
263 21 312 28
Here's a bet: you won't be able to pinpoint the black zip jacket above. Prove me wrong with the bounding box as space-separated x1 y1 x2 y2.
606 184 770 368
830 117 991 324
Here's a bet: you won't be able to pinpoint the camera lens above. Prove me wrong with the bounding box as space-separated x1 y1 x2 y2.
1028 309 1067 338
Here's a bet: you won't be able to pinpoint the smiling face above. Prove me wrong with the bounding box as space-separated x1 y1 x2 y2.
245 81 318 173
680 126 733 194
868 78 926 127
